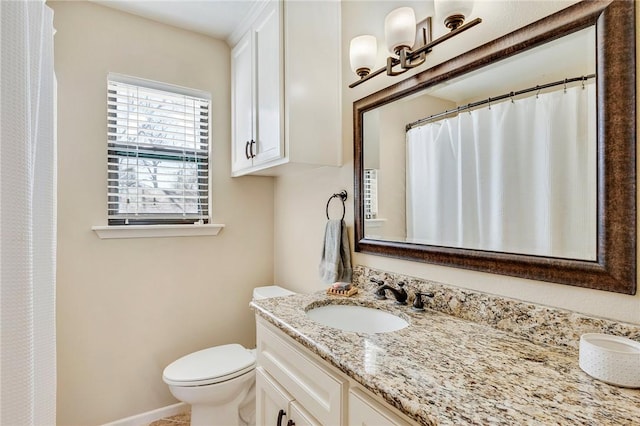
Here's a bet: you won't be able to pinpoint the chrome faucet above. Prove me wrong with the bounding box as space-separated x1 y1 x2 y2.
378 281 408 305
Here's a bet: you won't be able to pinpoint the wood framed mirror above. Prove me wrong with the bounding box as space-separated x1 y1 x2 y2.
353 0 636 294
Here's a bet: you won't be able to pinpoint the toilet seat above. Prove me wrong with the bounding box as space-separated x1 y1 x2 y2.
163 344 256 387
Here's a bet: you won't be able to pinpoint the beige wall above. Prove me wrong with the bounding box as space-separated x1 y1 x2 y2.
50 2 274 424
274 0 640 325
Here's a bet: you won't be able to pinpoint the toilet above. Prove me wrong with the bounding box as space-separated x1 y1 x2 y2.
162 285 295 426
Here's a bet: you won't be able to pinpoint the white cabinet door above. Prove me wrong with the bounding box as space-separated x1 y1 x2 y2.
252 0 283 166
231 30 254 174
257 367 322 426
348 389 413 426
231 0 283 175
256 367 293 426
288 401 321 426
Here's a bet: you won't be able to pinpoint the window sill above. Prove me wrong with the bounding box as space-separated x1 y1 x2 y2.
365 218 387 228
92 224 225 239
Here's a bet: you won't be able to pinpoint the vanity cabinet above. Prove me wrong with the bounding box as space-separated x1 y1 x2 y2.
256 319 344 425
256 318 418 426
231 0 341 177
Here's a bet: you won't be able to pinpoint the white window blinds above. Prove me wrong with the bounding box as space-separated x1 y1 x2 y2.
364 168 378 219
107 74 210 224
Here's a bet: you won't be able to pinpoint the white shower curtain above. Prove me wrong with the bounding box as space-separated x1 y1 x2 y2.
407 84 596 260
1 1 56 424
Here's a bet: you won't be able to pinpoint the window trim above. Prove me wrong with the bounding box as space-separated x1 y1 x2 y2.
92 224 225 239
106 73 212 226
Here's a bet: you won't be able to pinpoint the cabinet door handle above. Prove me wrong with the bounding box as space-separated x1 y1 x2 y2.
250 139 256 158
287 420 295 426
277 409 286 426
245 141 251 159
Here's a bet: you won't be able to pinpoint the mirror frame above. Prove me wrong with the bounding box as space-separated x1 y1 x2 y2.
354 0 636 294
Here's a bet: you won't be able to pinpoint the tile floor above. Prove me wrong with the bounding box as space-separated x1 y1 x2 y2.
148 410 190 426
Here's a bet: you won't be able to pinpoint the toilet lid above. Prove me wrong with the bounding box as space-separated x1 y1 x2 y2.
163 344 256 386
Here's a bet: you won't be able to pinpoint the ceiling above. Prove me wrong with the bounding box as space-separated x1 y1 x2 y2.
93 0 260 42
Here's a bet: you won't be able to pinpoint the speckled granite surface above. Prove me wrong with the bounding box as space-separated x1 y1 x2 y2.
251 267 640 425
353 266 640 348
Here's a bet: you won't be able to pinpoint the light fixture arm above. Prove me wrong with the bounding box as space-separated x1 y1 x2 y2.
386 56 407 76
400 48 426 69
349 17 482 88
399 22 430 70
411 17 481 59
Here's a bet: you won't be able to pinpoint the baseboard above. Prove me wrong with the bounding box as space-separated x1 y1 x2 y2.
102 402 188 426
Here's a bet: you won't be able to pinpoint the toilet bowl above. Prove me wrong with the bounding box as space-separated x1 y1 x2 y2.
162 285 295 426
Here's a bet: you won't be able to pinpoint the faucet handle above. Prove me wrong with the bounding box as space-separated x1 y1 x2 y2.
397 281 408 300
412 291 434 312
393 281 408 305
371 278 387 299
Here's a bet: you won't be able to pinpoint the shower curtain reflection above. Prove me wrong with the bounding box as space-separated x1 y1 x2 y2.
406 83 596 260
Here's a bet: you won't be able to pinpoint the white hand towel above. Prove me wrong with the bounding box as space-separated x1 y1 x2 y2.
319 219 352 283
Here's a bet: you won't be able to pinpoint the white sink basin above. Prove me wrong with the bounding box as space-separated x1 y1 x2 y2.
306 305 409 334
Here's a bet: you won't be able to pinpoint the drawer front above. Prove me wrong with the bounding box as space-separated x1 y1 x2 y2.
257 320 345 425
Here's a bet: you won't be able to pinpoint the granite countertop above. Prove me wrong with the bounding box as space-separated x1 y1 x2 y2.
251 290 640 426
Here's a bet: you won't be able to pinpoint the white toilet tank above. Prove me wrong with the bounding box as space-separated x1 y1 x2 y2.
252 285 295 300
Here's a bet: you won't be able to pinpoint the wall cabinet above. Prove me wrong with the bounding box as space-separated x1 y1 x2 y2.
255 318 418 426
231 0 341 177
231 0 283 174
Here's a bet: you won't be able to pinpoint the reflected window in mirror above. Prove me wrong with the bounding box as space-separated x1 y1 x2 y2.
363 169 379 220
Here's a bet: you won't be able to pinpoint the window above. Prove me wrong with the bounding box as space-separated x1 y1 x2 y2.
364 168 378 219
107 74 210 225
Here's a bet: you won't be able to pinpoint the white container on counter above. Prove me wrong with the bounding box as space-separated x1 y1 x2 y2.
579 333 640 388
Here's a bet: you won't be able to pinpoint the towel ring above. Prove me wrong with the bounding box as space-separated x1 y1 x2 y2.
326 190 347 220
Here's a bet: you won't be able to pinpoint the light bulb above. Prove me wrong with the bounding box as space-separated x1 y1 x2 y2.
434 0 474 30
385 7 417 55
350 35 378 77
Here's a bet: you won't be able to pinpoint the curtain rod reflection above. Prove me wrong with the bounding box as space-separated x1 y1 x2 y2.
406 74 596 132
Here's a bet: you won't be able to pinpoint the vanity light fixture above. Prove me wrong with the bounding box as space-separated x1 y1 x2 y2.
385 7 426 76
350 35 378 78
435 0 474 30
349 0 481 88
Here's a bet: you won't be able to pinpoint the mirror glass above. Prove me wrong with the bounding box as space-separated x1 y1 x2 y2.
363 27 596 260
